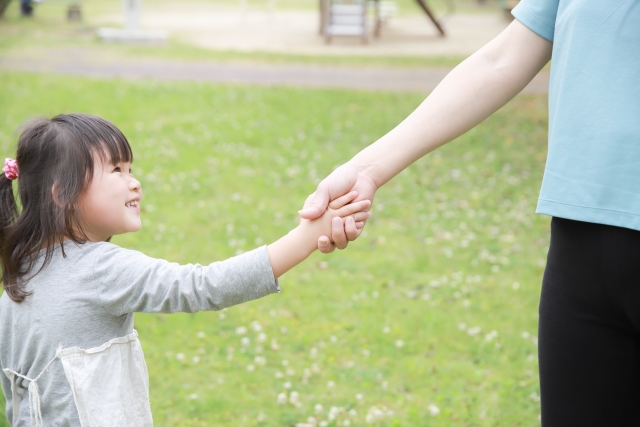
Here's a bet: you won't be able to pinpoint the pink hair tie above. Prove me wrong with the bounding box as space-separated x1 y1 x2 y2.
3 158 18 180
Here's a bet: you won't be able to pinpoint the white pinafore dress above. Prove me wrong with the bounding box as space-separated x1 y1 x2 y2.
2 330 153 426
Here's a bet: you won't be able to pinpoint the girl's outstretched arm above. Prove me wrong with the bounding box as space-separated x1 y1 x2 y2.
267 191 371 278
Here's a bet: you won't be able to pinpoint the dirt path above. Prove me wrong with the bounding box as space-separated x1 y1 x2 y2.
0 48 549 93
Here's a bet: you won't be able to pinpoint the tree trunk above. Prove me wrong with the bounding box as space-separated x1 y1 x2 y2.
0 0 11 19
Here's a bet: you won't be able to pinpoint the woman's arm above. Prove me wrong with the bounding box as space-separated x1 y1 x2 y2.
299 19 552 251
350 19 551 187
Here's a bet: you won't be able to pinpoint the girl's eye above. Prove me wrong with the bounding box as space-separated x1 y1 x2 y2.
113 167 121 173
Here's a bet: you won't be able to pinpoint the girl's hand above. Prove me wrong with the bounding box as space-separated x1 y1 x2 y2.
299 163 378 252
298 191 371 249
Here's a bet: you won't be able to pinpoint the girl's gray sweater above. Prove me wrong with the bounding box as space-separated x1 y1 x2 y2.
0 242 279 425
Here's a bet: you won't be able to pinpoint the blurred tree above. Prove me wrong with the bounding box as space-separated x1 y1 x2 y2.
0 0 10 18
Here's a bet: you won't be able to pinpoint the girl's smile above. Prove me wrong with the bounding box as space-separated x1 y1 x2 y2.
78 159 142 242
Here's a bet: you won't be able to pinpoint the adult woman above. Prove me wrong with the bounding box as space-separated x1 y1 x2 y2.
299 1 640 425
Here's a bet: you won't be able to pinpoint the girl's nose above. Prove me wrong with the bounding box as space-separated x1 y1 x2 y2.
130 177 142 191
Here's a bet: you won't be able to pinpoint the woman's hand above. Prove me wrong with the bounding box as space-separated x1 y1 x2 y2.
299 163 379 253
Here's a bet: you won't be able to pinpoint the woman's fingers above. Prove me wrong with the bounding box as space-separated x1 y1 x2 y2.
349 211 371 222
335 199 371 217
328 191 359 210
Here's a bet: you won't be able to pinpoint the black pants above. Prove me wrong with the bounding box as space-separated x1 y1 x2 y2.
540 217 640 426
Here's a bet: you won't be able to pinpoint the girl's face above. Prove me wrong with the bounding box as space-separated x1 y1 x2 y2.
77 157 142 242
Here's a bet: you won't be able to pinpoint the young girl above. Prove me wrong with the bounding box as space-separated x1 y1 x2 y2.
0 113 371 426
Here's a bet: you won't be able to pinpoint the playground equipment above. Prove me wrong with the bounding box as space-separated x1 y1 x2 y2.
321 0 368 43
320 0 444 43
97 0 167 43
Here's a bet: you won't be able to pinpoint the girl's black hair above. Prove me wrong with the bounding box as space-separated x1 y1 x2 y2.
0 113 133 302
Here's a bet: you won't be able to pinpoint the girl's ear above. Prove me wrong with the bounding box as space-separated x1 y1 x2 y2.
51 182 62 207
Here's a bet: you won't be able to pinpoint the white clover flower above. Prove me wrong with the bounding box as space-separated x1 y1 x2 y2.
282 359 289 366
257 332 267 343
280 326 288 334
382 326 390 334
315 403 324 413
355 393 363 400
319 422 328 427
485 330 498 341
457 322 467 331
521 331 531 339
197 331 205 339
286 367 296 376
176 353 185 360
330 335 337 343
251 321 262 332
274 371 283 378
343 420 351 426
311 363 320 373
241 337 251 347
283 381 292 389
192 356 200 364
270 339 280 351
310 347 318 357
254 356 266 366
362 349 371 357
257 412 267 422
277 392 288 404
306 416 317 425
289 390 300 403
395 340 404 348
381 381 388 389
428 404 440 416
467 326 481 336
236 326 247 335
327 380 335 388
348 409 358 416
247 364 255 372
188 393 198 400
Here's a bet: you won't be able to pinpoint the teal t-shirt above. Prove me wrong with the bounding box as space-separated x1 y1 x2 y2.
512 0 640 230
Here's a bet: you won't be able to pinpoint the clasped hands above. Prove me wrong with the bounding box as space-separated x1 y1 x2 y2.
298 163 379 253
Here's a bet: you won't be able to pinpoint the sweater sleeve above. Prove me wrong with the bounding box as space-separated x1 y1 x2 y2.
92 243 279 316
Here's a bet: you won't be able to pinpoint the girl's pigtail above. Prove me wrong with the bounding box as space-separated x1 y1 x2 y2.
0 171 18 248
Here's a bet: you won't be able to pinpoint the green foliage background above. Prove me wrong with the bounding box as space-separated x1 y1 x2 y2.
0 72 549 426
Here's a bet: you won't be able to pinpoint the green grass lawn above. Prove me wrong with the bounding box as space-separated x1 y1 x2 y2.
0 0 472 68
0 71 548 426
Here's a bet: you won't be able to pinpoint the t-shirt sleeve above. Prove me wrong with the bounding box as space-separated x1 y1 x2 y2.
92 243 279 316
511 0 559 42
